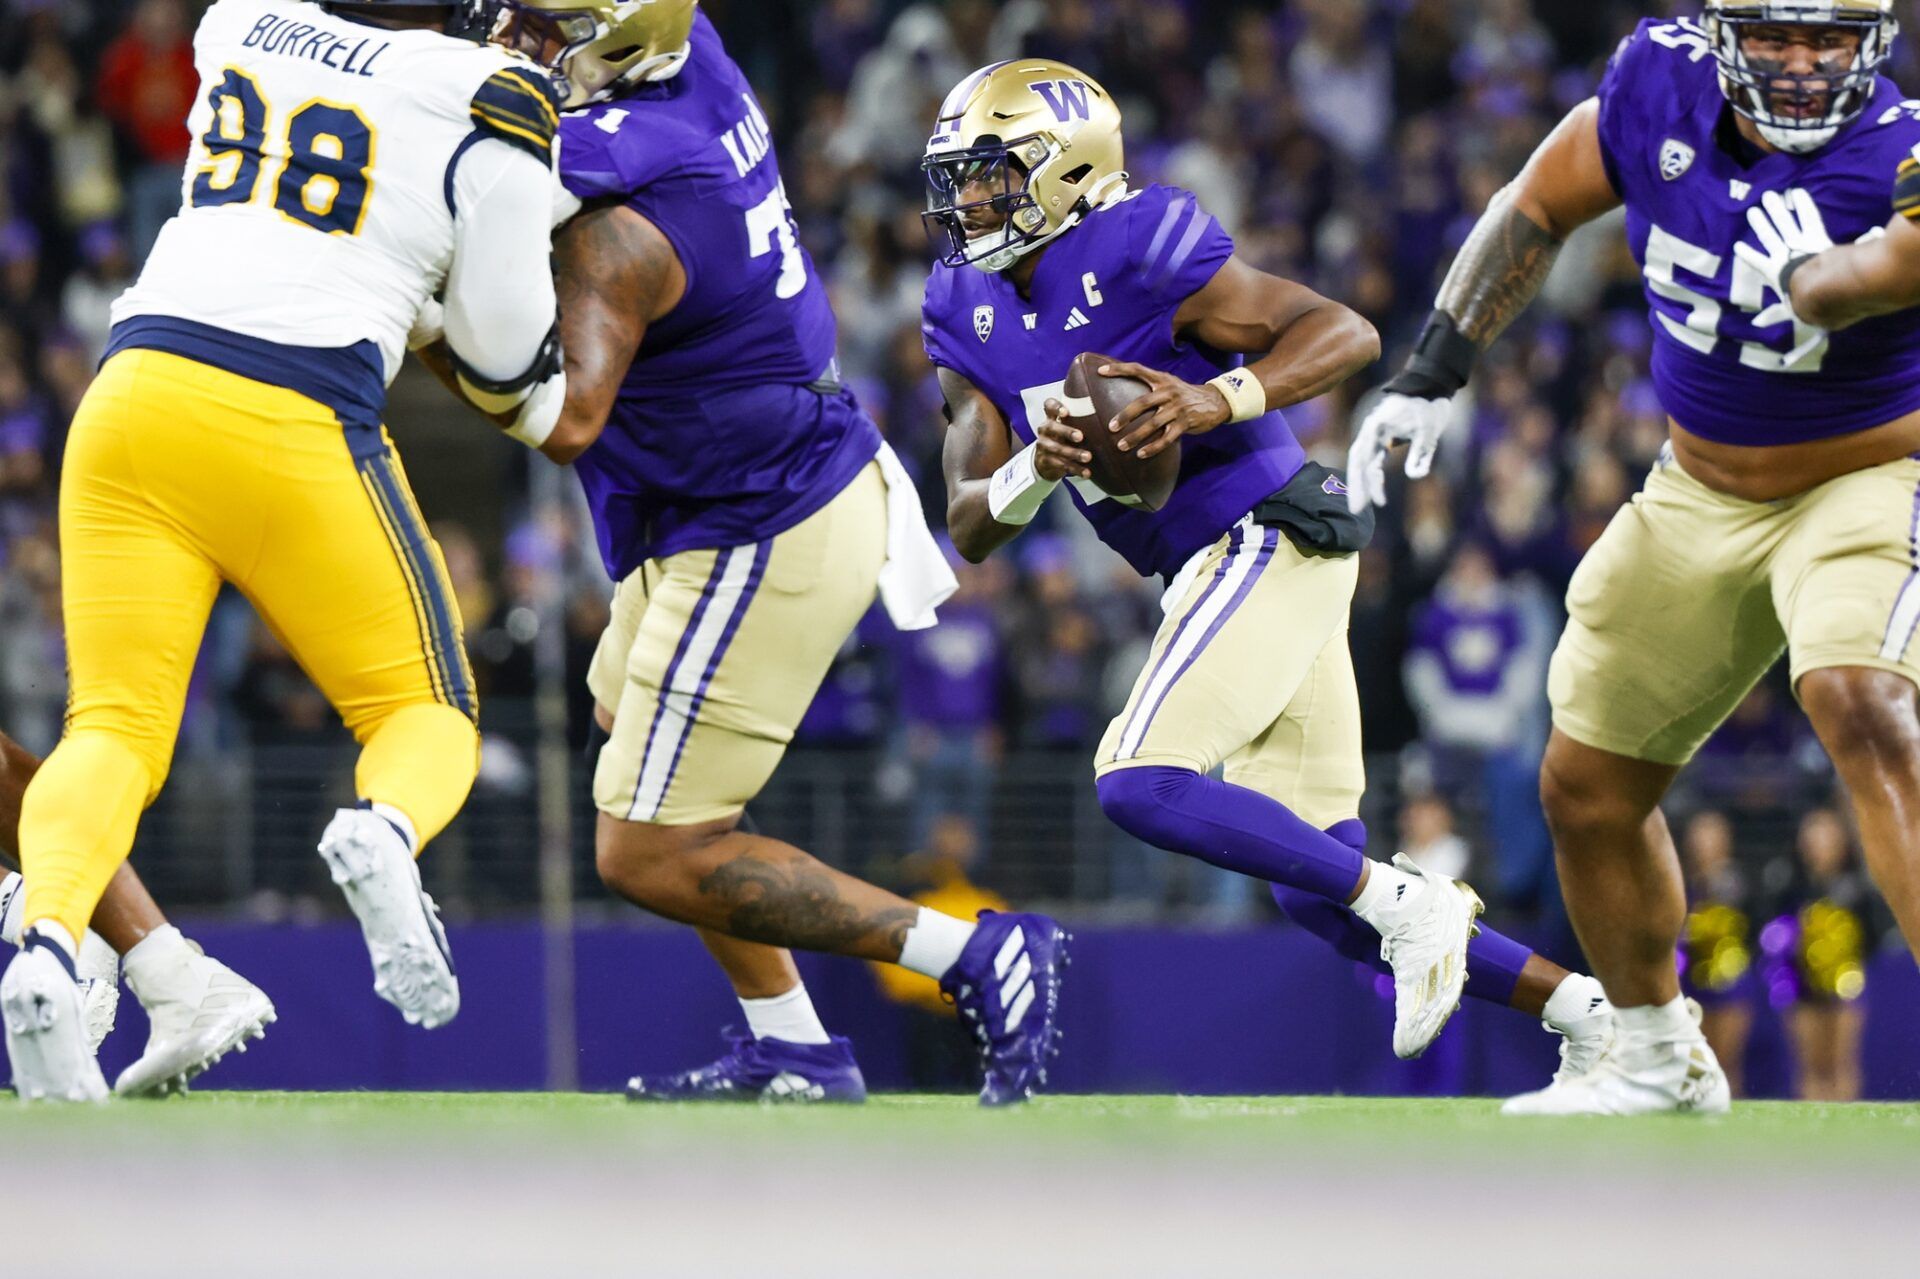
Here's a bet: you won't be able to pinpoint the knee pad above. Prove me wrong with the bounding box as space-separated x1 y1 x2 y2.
1322 817 1367 856
1095 765 1200 849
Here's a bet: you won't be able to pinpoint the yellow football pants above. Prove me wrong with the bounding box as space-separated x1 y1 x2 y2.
18 349 480 942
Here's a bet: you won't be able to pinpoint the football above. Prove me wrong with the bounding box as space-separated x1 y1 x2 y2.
1061 351 1182 512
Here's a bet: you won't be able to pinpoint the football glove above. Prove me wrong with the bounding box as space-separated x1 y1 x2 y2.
1735 188 1833 366
1345 391 1456 515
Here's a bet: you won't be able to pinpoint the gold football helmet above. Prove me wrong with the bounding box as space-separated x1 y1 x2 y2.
1703 0 1899 153
491 0 697 109
922 60 1127 273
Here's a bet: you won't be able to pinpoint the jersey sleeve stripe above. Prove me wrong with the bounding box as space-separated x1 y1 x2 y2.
1896 157 1920 221
1140 198 1195 276
470 68 561 163
1150 210 1214 291
472 106 554 154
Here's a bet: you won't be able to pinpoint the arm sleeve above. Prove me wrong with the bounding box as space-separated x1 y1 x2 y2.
445 140 558 386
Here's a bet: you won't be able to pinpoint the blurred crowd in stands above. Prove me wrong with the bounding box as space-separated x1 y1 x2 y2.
0 0 1908 1065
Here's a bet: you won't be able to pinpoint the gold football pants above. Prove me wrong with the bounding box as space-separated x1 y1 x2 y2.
18 349 479 942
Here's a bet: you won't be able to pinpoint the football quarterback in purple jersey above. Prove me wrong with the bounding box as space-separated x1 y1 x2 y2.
921 58 1614 1072
1353 0 1920 1114
470 0 1066 1105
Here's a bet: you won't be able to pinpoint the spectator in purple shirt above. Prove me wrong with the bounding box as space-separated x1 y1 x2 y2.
1404 542 1553 908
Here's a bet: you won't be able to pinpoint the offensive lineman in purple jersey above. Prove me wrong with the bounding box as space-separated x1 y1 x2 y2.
470 0 1064 1105
920 59 1616 1071
1352 1 1920 1114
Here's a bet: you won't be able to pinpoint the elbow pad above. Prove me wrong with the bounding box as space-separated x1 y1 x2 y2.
451 319 563 416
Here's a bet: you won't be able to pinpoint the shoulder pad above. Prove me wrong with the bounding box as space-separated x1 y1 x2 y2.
471 66 563 164
1895 155 1920 222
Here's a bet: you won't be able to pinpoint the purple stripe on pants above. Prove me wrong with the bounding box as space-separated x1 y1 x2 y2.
655 540 772 811
1126 526 1279 753
1116 525 1244 755
631 552 729 817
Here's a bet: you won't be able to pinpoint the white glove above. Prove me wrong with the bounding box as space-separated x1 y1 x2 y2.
408 297 446 351
1344 391 1456 514
1735 189 1833 334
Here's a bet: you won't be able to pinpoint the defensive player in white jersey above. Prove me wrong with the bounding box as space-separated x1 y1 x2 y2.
3 0 565 1101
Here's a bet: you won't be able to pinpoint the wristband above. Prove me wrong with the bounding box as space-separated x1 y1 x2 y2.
987 442 1059 524
1779 252 1818 304
1206 368 1267 423
1382 308 1478 400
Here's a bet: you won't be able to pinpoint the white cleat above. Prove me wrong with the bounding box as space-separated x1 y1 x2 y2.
1378 854 1484 1059
76 928 121 1052
1502 999 1730 1116
1 875 117 1050
318 808 459 1029
2 944 109 1103
115 943 276 1097
1501 1000 1615 1114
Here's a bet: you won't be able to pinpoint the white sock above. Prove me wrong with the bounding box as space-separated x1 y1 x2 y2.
1613 995 1694 1042
740 983 831 1045
25 919 78 967
122 924 194 992
369 802 418 855
0 872 23 946
897 907 976 979
1349 859 1420 930
1542 973 1610 1032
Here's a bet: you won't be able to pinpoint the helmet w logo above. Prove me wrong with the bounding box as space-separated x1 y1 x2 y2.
1031 79 1092 123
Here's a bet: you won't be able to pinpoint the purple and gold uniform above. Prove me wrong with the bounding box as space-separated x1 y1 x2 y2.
1602 17 1920 443
922 183 1363 826
923 183 1304 580
559 12 892 824
1549 17 1920 765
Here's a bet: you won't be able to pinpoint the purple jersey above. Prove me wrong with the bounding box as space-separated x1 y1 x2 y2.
1599 17 1920 447
921 184 1306 578
556 12 879 576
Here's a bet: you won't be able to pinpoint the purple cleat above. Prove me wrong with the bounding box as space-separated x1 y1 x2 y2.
624 1031 868 1103
939 911 1069 1106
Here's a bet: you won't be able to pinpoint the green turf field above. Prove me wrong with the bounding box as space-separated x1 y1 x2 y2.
14 1093 1920 1277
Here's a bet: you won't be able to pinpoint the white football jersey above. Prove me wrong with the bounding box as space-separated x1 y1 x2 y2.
113 0 553 382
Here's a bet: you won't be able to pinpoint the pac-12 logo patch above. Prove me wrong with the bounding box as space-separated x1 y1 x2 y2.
974 305 994 343
1660 138 1695 181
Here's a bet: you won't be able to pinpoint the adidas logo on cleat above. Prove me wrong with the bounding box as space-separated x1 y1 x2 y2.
764 1072 827 1102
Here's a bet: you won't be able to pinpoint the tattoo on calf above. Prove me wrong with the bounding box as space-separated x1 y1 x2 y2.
1436 195 1564 347
697 854 917 955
